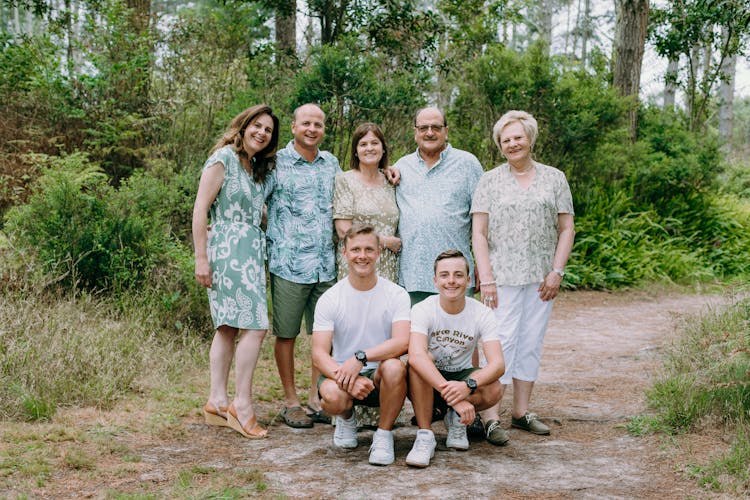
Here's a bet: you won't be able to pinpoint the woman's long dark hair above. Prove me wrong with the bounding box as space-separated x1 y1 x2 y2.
211 104 280 184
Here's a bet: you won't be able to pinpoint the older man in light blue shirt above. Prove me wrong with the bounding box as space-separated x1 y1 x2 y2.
393 107 483 305
265 103 342 429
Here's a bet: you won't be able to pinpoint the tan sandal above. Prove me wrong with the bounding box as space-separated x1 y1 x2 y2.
203 402 228 427
227 403 267 439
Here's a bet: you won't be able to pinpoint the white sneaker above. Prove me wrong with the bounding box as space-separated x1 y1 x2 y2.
444 408 469 450
368 429 395 465
333 414 358 448
405 429 437 468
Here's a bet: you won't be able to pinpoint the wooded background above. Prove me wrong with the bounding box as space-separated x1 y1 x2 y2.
1 0 749 325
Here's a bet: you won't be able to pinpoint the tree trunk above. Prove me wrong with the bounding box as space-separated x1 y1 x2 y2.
125 0 152 114
530 0 553 54
687 44 700 129
663 57 678 109
275 0 296 57
612 0 649 141
718 28 737 155
581 0 591 67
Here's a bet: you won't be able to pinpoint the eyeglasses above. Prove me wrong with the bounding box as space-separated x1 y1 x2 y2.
415 124 445 133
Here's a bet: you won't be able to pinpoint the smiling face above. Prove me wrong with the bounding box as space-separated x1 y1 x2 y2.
343 232 380 279
242 113 275 156
499 121 531 164
433 256 469 301
291 104 325 152
414 108 448 156
356 131 384 169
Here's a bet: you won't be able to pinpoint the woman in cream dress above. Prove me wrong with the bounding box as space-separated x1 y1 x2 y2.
334 122 400 282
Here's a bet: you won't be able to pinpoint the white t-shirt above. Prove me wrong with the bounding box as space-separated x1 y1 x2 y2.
313 277 411 371
410 295 500 372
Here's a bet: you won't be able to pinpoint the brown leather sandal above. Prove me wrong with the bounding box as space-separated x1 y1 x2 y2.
203 402 228 427
227 403 267 439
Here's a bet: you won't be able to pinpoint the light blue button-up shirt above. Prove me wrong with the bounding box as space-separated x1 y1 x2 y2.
395 144 483 292
265 141 341 284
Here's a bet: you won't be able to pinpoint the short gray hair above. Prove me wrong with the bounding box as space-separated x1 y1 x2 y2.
492 110 538 151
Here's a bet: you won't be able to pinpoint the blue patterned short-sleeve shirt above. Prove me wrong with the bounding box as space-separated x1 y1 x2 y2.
395 144 483 292
471 161 574 286
265 141 342 284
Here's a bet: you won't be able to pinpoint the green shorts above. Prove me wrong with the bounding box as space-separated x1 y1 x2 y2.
270 274 334 339
318 369 380 407
433 367 479 411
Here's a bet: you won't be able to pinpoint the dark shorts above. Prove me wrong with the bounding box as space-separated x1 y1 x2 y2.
433 367 479 411
318 369 380 407
270 274 334 339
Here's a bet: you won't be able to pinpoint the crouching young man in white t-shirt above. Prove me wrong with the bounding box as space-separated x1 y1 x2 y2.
312 224 411 466
406 249 505 468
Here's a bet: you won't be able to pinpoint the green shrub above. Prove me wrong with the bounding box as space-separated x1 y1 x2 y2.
3 152 209 331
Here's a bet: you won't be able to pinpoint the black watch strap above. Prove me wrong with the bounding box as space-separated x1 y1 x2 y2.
354 350 368 365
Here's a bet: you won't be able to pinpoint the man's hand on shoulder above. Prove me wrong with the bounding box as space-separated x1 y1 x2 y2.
383 165 400 186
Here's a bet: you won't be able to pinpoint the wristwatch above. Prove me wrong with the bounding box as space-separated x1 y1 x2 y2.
465 378 477 395
354 350 368 365
553 268 565 277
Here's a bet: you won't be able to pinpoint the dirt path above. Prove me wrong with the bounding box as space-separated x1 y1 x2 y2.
8 290 729 498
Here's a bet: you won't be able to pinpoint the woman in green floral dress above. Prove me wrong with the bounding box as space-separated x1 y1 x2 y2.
192 104 279 439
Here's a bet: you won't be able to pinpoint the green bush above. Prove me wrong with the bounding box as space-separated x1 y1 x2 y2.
3 152 209 330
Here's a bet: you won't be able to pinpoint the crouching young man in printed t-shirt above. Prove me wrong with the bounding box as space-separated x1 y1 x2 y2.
311 224 411 466
405 249 505 468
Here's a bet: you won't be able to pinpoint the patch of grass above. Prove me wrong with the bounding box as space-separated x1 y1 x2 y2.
0 290 204 421
170 466 268 498
61 447 95 471
0 442 52 487
639 294 750 493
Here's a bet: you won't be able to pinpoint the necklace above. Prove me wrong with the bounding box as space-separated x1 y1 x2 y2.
511 165 533 176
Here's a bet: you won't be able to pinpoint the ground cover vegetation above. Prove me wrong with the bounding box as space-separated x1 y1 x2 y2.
1 0 749 494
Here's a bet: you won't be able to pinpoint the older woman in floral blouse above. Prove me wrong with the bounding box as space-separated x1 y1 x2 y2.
471 110 575 445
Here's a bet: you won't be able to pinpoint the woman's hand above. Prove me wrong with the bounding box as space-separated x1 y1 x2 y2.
479 280 498 309
538 272 562 301
195 257 211 288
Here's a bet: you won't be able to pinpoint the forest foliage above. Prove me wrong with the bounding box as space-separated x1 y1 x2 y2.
1 0 749 323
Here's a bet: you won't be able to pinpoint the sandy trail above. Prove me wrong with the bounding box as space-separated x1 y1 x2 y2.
10 290 729 498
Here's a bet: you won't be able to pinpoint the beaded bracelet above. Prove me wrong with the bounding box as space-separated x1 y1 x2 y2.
480 281 496 287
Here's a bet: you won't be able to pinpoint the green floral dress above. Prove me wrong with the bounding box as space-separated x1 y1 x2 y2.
203 146 268 330
333 170 400 282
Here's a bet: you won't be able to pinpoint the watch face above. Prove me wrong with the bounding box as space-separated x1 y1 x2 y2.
467 378 477 390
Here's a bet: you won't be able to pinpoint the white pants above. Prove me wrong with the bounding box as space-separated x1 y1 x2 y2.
492 284 554 384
